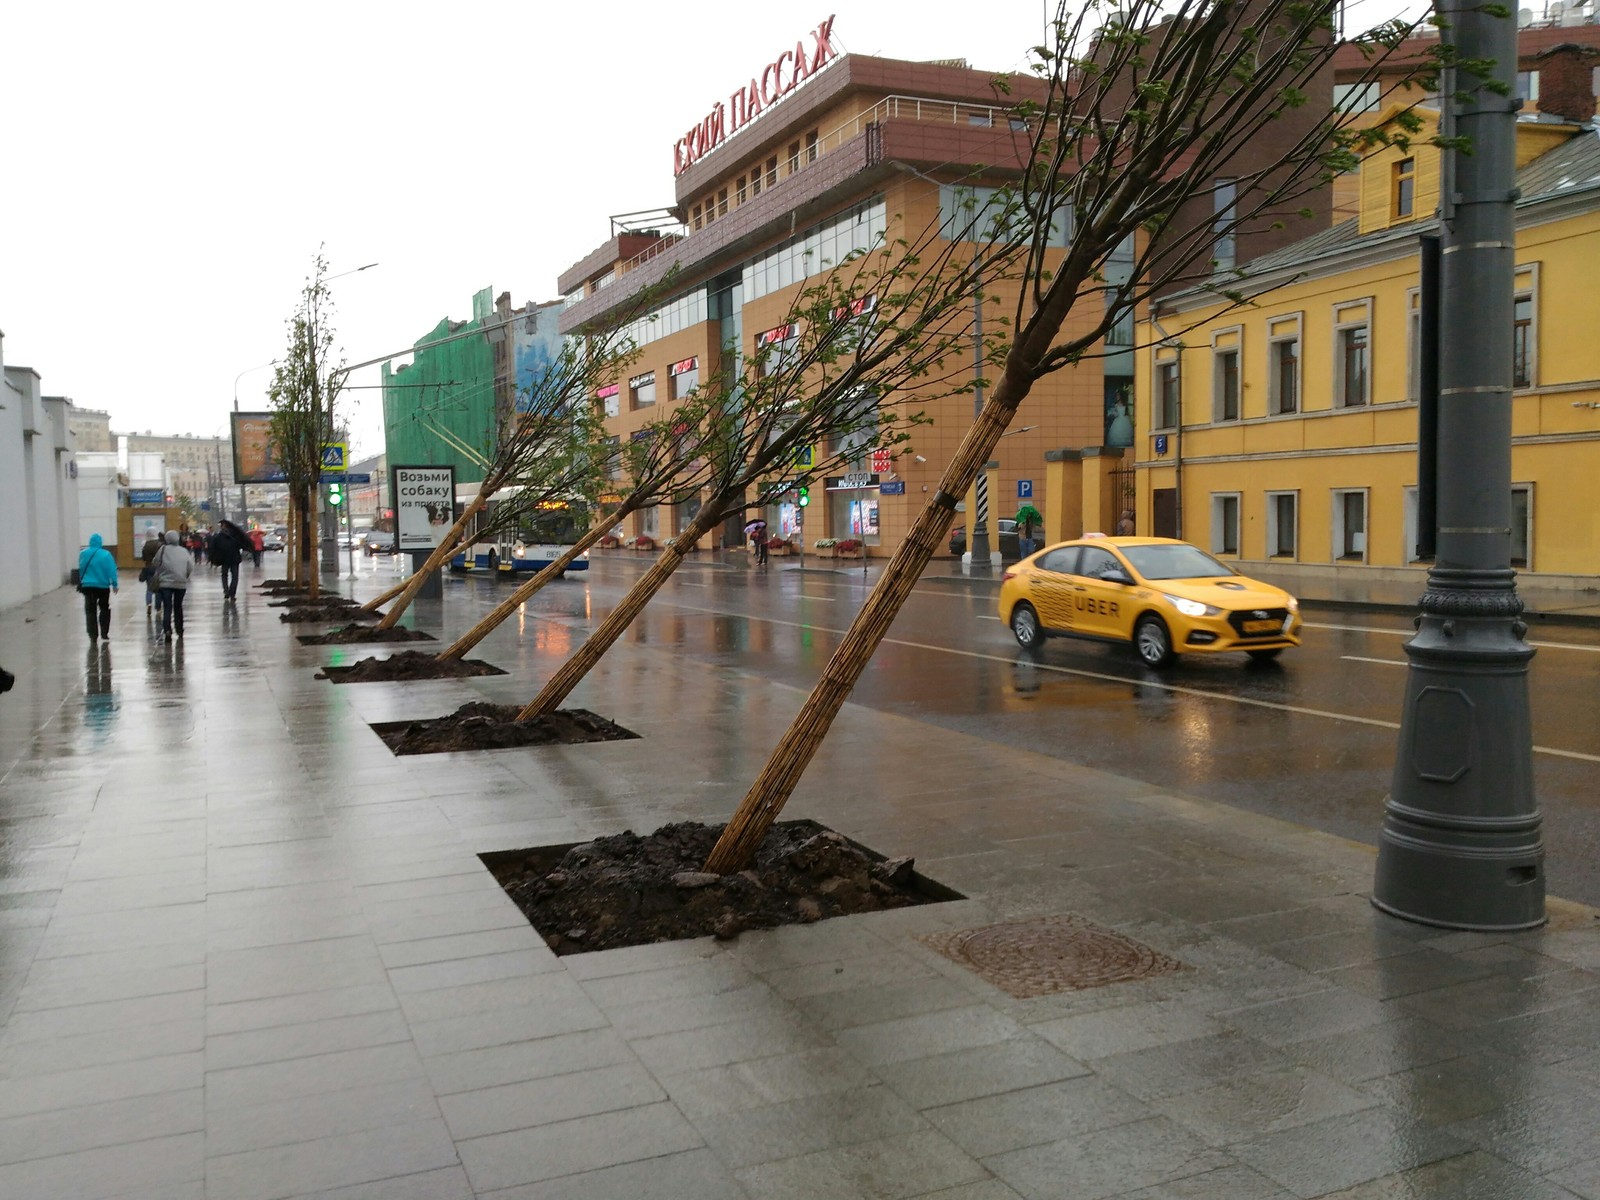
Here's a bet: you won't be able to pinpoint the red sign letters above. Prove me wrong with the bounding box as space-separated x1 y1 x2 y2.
673 16 839 176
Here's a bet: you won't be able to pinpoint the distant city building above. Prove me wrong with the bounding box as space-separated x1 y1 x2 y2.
66 406 114 452
117 431 233 503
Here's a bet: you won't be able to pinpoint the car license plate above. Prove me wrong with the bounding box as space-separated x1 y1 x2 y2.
1243 619 1279 634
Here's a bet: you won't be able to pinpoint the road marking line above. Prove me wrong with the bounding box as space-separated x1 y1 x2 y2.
1306 621 1600 655
795 595 836 602
977 615 1001 621
676 581 709 587
646 598 1600 764
1341 655 1407 667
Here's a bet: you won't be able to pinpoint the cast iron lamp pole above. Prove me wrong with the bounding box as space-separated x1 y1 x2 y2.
1373 0 1543 930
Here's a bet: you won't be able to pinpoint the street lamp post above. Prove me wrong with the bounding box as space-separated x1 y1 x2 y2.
1373 0 1543 930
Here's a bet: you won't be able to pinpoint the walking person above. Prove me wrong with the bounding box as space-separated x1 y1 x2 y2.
209 520 246 600
76 533 119 641
152 530 193 640
139 530 163 613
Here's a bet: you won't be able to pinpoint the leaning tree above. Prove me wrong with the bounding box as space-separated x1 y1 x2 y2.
433 378 734 663
703 0 1437 871
367 340 621 631
511 207 1025 723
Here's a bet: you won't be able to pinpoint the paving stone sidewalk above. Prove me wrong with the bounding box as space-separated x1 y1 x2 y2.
1 565 1598 1199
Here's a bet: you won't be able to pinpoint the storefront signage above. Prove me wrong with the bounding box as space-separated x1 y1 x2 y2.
756 322 799 346
129 488 165 506
393 465 456 551
629 371 655 388
672 16 840 176
669 356 699 376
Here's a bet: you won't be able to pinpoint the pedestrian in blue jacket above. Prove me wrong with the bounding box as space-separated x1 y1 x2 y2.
77 533 119 641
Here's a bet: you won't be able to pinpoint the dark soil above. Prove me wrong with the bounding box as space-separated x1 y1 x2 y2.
258 579 308 590
297 624 435 646
279 606 381 624
317 652 506 684
482 820 952 954
371 703 636 756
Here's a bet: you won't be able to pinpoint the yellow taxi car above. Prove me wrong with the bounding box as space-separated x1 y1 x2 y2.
998 536 1301 667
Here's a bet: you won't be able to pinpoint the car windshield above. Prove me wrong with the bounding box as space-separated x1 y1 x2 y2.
1120 544 1237 581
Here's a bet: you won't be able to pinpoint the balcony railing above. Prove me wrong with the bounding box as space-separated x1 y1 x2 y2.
602 94 1027 282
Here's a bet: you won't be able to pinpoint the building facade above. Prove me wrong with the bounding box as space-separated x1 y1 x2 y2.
66 406 113 452
1 333 82 610
555 15 1337 559
1134 116 1600 609
558 47 1123 555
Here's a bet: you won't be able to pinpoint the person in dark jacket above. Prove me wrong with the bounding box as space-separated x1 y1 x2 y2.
77 533 119 641
209 520 246 600
140 532 163 613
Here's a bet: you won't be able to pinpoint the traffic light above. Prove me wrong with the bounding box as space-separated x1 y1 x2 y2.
797 485 810 508
328 482 343 507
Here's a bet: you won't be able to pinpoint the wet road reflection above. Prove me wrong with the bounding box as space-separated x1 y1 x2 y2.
451 558 1600 904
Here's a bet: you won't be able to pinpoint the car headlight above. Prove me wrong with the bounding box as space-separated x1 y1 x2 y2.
512 543 526 559
1286 595 1299 613
1164 593 1220 618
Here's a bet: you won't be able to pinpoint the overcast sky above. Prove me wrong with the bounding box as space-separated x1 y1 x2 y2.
4 2 1059 459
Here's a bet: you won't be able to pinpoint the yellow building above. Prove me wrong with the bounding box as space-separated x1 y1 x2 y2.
1135 115 1600 609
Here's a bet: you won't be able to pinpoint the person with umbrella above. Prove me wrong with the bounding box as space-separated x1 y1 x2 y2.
208 519 249 601
745 518 768 567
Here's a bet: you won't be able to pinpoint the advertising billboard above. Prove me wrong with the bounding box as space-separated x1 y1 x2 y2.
232 411 287 483
393 465 456 552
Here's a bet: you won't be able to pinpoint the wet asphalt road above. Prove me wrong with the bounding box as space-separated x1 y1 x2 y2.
418 555 1600 906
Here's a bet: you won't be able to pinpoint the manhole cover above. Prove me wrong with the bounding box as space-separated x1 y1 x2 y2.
919 914 1184 998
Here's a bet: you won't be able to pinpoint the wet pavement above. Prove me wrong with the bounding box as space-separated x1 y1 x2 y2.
1 556 1599 1198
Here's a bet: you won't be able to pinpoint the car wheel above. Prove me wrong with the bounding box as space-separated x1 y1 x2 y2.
1010 603 1042 650
487 550 499 572
1134 615 1176 668
1247 648 1284 663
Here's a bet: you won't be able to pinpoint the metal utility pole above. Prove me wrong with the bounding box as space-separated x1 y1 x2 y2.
1374 0 1543 929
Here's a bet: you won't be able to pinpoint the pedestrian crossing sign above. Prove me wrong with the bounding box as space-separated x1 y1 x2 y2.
321 442 347 471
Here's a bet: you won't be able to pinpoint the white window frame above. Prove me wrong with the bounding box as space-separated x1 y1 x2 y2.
1211 328 1242 423
1266 490 1299 559
1511 482 1533 570
1334 81 1380 114
1210 492 1241 556
1513 265 1538 391
1332 488 1369 562
1267 315 1302 416
1403 485 1424 564
1154 353 1182 431
1406 287 1421 403
1333 299 1372 410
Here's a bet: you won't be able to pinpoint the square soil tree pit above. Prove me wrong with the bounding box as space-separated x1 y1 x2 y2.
318 652 508 684
480 819 964 955
369 703 638 756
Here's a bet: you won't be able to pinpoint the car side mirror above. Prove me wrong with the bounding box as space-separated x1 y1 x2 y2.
1102 569 1133 585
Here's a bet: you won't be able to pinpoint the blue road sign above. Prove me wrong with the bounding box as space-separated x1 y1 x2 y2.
1155 435 1169 456
879 480 906 495
1017 480 1034 499
320 442 347 470
320 473 371 484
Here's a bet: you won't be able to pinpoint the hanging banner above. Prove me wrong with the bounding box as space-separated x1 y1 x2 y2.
393 465 457 551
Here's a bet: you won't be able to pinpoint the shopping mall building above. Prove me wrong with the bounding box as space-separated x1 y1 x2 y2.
556 24 1138 557
556 19 1328 557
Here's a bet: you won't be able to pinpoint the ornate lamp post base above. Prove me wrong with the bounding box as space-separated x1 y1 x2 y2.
1374 577 1544 931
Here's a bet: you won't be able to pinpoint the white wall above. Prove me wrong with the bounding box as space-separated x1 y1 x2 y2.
76 452 122 555
0 337 83 610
